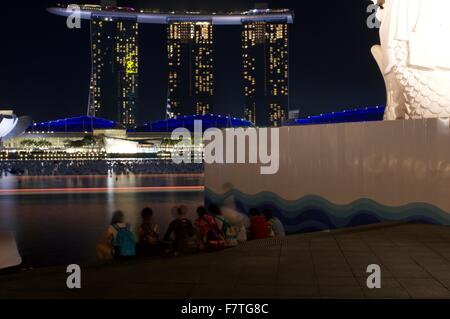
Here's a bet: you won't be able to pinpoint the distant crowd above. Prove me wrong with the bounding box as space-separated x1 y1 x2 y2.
96 204 286 260
0 160 204 176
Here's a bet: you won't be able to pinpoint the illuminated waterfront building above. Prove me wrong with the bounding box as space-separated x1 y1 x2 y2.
48 5 294 125
242 20 289 127
88 14 139 128
167 21 214 118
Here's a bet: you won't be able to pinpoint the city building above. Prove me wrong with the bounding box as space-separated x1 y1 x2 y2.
48 5 294 127
1 106 385 161
87 2 139 128
1 114 252 161
242 16 290 127
136 114 252 132
167 20 214 118
290 106 385 126
0 111 31 142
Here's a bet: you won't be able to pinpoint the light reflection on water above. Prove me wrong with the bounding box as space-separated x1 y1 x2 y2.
0 174 204 267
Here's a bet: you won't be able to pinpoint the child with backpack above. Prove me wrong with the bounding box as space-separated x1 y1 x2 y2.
209 204 238 248
194 206 226 251
163 205 200 255
97 210 136 260
263 209 285 238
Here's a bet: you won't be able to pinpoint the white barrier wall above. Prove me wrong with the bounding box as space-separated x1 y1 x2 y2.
205 118 450 233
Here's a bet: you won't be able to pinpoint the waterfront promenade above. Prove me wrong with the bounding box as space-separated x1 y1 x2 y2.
2 222 450 299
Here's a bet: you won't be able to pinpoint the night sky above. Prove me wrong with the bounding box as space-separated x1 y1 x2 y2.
0 0 385 125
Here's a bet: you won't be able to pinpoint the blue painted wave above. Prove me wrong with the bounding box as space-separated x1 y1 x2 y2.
205 188 450 234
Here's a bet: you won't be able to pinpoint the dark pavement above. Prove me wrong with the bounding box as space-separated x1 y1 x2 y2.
2 222 450 299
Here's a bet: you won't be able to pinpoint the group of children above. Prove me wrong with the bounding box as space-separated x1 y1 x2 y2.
96 204 285 260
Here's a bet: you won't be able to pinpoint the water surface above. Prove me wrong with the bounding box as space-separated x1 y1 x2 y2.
0 174 204 267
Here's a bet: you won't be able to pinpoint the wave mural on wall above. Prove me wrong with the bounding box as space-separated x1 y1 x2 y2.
205 188 450 234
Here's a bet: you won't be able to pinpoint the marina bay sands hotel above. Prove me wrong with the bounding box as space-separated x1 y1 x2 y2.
48 2 294 128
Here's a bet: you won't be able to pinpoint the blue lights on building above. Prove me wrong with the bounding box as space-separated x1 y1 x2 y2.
135 114 254 132
27 116 123 133
25 107 385 134
292 106 385 126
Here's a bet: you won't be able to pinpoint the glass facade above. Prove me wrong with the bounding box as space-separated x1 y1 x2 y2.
47 4 294 127
167 21 214 118
88 15 139 128
242 20 289 127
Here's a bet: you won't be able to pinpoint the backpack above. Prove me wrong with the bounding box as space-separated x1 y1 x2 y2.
216 215 238 247
267 219 276 238
200 216 226 251
112 224 136 257
139 223 158 247
180 219 199 254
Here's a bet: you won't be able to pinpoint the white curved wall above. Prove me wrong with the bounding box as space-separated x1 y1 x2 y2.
0 117 18 139
205 118 450 228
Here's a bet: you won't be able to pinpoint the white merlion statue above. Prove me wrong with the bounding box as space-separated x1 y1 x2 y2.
371 0 450 120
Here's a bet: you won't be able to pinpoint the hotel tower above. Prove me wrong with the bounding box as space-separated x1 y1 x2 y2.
87 4 139 128
48 4 293 126
242 19 289 127
167 20 214 118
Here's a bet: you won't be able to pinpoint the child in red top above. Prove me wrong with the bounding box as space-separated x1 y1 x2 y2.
194 206 226 250
248 208 271 240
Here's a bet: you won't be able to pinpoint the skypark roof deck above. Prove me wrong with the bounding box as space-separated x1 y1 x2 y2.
47 5 294 25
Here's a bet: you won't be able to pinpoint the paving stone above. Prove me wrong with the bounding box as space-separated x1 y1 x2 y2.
349 264 394 278
278 264 315 274
2 223 450 299
385 264 431 279
315 266 354 277
317 276 360 286
356 277 410 299
277 285 320 299
199 272 240 285
430 270 450 289
233 284 278 299
188 284 239 299
318 285 365 299
277 272 318 285
398 278 450 299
